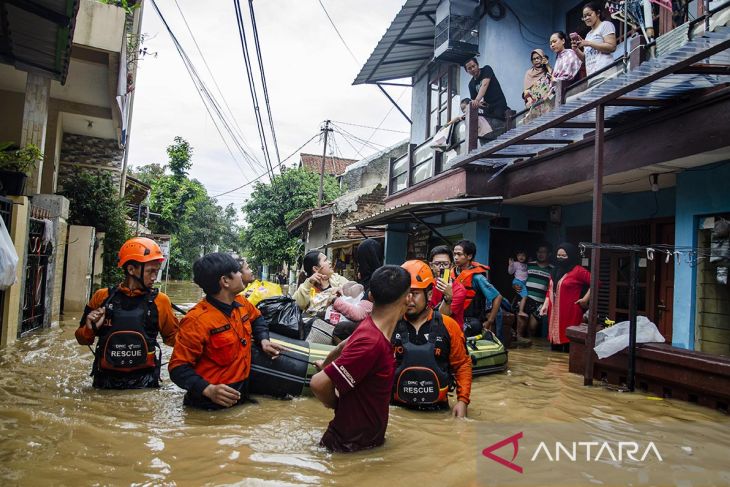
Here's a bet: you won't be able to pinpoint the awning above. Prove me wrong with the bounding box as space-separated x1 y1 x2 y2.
0 0 80 83
349 196 502 227
353 0 438 85
286 205 333 233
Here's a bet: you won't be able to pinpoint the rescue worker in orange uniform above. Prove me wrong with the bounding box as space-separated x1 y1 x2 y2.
392 260 472 417
169 253 284 409
75 237 179 389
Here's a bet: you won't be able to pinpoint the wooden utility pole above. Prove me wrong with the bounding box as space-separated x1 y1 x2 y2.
317 120 332 207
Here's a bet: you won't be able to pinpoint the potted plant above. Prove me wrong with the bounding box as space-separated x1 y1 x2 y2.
0 142 42 196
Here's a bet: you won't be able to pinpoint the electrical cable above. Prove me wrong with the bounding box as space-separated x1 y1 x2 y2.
248 0 281 164
211 133 320 198
332 127 365 159
150 0 265 181
318 0 360 64
171 0 254 153
331 120 409 134
233 0 274 179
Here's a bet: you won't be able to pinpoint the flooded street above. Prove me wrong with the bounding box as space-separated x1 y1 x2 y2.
1 281 729 486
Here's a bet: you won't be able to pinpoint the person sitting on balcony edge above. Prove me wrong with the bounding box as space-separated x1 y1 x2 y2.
463 57 510 133
75 237 179 390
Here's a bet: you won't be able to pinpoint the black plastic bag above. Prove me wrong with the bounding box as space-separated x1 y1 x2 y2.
257 296 304 339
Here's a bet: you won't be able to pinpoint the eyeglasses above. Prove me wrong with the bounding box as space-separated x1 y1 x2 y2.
430 261 451 268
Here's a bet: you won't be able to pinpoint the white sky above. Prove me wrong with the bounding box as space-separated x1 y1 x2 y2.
128 0 412 208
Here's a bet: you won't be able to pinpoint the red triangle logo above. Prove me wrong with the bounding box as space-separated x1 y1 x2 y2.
481 432 524 474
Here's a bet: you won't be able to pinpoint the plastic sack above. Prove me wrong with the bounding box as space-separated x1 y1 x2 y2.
243 279 282 306
593 316 665 359
0 217 18 290
306 288 337 317
256 296 304 339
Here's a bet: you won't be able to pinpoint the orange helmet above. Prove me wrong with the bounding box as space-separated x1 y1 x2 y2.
117 237 164 268
401 260 434 289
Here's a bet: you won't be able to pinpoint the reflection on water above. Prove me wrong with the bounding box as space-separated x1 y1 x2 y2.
0 281 728 485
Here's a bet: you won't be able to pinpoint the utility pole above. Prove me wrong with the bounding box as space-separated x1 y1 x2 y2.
317 120 332 207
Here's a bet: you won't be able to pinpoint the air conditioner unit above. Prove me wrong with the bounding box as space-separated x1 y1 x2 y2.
433 0 480 63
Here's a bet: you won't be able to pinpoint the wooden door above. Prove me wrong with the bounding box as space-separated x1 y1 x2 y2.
655 223 675 339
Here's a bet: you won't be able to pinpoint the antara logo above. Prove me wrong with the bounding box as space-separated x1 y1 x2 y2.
482 432 663 474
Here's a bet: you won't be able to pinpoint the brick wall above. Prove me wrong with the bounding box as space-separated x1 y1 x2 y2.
57 133 124 192
331 185 387 241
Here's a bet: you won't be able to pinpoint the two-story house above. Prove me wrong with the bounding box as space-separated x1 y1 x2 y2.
348 0 730 405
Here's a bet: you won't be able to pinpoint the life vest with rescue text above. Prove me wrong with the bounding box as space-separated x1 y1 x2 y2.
392 311 452 406
454 263 490 321
94 287 160 373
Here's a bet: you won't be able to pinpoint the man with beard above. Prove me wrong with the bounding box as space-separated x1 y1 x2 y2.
392 260 472 417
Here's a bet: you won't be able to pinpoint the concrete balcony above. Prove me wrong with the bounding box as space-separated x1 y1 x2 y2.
72 0 126 53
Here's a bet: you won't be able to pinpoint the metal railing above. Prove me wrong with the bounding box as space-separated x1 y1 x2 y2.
21 217 52 335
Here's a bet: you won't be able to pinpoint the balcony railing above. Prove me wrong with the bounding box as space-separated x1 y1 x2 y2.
386 33 659 196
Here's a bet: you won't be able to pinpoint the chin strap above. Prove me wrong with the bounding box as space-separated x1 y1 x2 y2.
124 262 150 292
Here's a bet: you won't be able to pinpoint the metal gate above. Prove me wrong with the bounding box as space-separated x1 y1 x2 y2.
21 217 52 335
0 196 12 337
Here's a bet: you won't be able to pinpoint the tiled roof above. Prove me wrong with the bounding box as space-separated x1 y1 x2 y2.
299 153 358 176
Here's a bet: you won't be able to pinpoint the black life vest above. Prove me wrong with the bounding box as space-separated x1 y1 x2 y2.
94 287 160 374
391 311 452 406
454 263 490 321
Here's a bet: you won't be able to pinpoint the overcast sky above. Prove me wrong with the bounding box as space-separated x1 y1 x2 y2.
128 0 411 208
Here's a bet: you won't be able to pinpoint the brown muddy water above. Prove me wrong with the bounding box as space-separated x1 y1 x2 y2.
0 281 729 486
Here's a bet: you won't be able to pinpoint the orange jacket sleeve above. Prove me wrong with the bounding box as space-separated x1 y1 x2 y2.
75 288 110 345
155 292 179 346
443 314 472 404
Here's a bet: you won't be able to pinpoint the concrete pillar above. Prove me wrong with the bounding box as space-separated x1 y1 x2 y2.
41 109 62 194
92 231 105 290
1 196 29 347
30 194 69 324
64 225 96 312
20 73 51 195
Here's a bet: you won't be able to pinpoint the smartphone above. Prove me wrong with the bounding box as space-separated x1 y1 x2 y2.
441 268 450 283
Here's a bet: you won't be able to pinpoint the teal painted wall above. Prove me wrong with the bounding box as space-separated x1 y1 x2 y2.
673 161 730 349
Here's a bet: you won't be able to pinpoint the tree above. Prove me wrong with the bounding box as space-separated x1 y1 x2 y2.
241 167 340 266
61 170 130 287
167 136 192 177
138 137 245 279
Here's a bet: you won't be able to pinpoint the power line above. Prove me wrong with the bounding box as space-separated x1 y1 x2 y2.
233 0 274 179
318 0 360 64
211 133 320 198
171 0 253 152
248 0 281 164
150 0 266 181
332 120 409 134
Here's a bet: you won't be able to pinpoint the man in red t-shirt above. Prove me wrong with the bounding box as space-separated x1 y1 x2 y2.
427 245 467 329
310 265 411 452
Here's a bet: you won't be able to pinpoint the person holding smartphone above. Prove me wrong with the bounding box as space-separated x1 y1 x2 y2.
428 245 467 329
571 1 617 76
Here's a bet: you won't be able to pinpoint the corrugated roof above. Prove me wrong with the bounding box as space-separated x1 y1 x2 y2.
0 0 80 83
353 0 439 85
299 153 358 176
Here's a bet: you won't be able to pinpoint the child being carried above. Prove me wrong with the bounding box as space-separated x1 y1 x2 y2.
508 250 529 318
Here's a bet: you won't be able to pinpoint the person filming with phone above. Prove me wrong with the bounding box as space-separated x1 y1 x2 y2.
428 245 467 330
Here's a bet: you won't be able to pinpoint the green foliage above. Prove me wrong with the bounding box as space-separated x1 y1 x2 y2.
241 167 341 266
97 0 139 15
167 136 192 178
0 143 42 174
61 170 130 287
135 137 244 279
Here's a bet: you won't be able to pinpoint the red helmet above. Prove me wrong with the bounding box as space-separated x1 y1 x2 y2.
401 260 434 289
117 237 164 268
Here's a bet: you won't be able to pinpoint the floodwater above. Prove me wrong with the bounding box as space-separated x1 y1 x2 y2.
1 281 729 486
